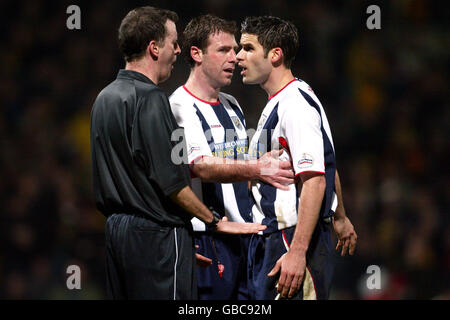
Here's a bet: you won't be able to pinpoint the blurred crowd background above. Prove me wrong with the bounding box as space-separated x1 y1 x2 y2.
0 0 448 299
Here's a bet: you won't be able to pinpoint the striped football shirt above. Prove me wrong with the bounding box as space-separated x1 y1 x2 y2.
248 78 338 234
170 86 253 231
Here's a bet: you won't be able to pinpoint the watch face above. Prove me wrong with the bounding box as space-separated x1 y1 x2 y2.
210 208 221 219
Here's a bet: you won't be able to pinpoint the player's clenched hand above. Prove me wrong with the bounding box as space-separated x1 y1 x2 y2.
268 251 306 299
333 215 357 256
257 149 295 190
215 216 267 234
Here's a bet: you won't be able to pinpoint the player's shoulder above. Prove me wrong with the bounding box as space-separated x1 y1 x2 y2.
169 86 190 104
280 78 313 98
284 79 318 102
219 91 238 104
169 86 197 111
276 79 320 115
294 78 310 89
219 91 237 103
294 78 318 97
169 86 199 122
274 80 302 108
219 91 242 112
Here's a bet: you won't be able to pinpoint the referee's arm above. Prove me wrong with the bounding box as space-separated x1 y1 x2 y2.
170 186 267 234
169 186 214 224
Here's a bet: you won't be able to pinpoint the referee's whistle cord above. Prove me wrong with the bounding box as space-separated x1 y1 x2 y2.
210 238 225 278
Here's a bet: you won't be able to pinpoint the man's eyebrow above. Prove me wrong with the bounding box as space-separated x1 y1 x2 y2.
218 45 235 50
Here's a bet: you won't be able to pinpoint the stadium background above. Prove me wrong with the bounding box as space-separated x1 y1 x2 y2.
0 0 448 299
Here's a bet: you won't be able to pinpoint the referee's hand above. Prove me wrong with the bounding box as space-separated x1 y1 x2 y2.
216 216 267 234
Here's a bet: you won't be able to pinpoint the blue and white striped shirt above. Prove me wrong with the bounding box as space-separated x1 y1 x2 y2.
248 78 338 234
170 86 253 231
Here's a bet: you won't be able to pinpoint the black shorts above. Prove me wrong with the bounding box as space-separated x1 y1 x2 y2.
105 213 197 300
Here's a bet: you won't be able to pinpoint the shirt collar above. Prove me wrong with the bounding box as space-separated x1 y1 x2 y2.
117 69 155 85
268 78 297 100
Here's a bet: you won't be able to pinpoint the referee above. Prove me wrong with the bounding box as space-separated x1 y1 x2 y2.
90 7 265 300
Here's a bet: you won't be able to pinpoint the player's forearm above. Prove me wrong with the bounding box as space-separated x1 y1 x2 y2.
289 174 326 254
334 170 347 220
169 185 214 224
191 157 258 183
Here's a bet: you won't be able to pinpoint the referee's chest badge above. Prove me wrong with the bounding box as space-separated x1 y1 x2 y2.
231 116 243 130
298 153 314 169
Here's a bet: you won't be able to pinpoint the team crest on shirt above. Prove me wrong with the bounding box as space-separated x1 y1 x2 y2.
298 153 314 169
257 114 267 131
231 116 243 130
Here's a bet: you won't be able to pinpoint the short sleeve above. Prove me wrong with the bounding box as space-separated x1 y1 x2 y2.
170 99 213 164
132 90 190 196
281 99 325 177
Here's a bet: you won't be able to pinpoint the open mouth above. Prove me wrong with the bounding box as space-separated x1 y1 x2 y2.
240 67 247 75
224 68 234 75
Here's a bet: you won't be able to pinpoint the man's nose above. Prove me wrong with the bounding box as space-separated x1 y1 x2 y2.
229 50 237 63
236 49 243 61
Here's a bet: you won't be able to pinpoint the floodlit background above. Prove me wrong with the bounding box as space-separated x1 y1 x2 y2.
0 0 448 299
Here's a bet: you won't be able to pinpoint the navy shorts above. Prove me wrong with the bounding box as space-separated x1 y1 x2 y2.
195 232 250 300
247 221 334 300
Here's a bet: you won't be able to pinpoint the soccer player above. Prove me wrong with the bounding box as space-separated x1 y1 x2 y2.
169 15 294 300
236 16 358 300
90 7 265 300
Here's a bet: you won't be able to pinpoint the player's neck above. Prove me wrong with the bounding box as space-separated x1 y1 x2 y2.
261 68 295 99
125 58 159 85
184 68 220 103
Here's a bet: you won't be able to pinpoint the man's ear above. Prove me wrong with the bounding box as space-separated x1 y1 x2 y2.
148 40 159 60
270 47 283 67
190 46 203 64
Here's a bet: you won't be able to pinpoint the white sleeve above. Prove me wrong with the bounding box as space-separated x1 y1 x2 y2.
281 100 325 177
170 100 213 164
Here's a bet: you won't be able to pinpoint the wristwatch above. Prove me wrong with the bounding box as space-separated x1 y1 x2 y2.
206 208 221 232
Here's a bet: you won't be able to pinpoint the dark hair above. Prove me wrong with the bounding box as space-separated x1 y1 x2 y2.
182 14 237 67
118 6 178 62
241 16 299 68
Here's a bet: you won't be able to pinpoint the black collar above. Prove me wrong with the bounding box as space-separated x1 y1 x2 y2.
116 69 155 85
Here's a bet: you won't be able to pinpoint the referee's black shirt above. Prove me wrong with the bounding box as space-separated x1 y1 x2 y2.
90 70 191 227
